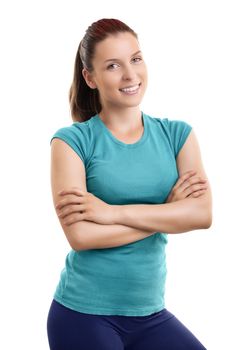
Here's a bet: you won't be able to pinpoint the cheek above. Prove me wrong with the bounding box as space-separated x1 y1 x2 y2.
142 69 148 88
141 65 148 78
110 73 121 84
104 75 122 91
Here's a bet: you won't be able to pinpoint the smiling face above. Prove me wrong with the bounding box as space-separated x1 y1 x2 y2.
82 32 148 113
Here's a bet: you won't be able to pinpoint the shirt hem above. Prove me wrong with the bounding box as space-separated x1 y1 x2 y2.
53 294 165 316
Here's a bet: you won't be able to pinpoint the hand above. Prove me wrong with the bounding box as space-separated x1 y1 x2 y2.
55 188 115 226
165 170 208 203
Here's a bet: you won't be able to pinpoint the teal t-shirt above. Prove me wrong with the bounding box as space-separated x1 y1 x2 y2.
50 111 192 316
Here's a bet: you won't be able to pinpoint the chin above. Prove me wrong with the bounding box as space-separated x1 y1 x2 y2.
120 101 143 109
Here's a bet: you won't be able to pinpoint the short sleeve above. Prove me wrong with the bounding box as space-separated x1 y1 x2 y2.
165 118 193 158
50 123 89 165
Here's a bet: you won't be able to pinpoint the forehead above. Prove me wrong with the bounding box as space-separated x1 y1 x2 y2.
93 32 140 62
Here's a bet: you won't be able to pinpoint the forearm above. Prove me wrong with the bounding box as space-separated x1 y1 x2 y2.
112 197 211 234
75 221 156 251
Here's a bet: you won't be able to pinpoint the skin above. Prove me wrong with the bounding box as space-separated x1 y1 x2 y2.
82 32 148 140
56 170 208 228
55 32 211 230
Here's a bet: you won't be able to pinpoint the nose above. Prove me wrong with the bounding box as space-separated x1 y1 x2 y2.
122 64 137 81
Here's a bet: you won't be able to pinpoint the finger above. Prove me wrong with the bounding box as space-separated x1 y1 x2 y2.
188 176 207 184
173 170 197 190
63 212 86 226
56 194 84 209
58 188 85 196
188 189 207 198
184 183 208 197
181 177 207 192
187 187 207 197
185 170 197 175
58 204 85 219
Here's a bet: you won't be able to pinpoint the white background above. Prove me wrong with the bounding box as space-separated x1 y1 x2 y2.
0 0 232 349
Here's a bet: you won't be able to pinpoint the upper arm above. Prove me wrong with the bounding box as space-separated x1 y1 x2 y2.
50 138 87 249
176 128 213 226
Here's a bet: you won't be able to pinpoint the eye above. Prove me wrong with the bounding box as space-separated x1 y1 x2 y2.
107 63 119 70
132 57 143 63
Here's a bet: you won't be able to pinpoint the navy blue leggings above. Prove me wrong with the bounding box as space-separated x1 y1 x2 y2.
47 299 207 350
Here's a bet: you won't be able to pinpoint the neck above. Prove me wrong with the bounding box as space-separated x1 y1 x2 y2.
98 106 143 133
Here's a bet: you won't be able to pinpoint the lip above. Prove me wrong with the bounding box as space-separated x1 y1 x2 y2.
119 83 141 91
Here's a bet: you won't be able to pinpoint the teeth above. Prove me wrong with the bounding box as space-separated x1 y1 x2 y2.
120 84 140 92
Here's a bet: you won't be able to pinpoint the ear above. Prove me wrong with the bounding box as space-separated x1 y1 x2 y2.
82 68 97 89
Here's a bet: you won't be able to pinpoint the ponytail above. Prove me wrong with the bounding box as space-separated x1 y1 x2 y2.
69 18 138 122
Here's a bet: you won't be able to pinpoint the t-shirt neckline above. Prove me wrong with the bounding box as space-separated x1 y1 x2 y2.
94 111 148 148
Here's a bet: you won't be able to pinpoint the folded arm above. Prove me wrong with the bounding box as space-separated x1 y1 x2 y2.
69 221 156 251
51 138 155 251
51 128 212 251
112 197 211 234
112 129 212 233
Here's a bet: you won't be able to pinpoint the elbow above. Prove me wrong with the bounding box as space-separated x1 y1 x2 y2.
69 236 88 251
62 221 86 251
203 220 212 229
69 230 88 251
207 211 213 227
66 235 83 251
195 198 213 229
69 240 83 251
202 211 213 229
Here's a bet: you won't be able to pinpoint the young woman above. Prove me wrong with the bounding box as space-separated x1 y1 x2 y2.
47 18 212 350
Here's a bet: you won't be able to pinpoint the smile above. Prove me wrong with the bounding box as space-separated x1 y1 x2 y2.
119 83 141 94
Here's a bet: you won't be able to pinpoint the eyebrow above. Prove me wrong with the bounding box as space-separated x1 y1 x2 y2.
103 50 142 63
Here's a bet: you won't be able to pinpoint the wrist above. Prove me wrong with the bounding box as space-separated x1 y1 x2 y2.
111 205 124 225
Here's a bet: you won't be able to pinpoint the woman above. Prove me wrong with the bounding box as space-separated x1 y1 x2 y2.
47 18 212 350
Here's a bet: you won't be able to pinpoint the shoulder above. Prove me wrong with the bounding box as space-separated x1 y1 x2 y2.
50 117 95 165
51 118 92 139
146 113 192 131
145 113 193 157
